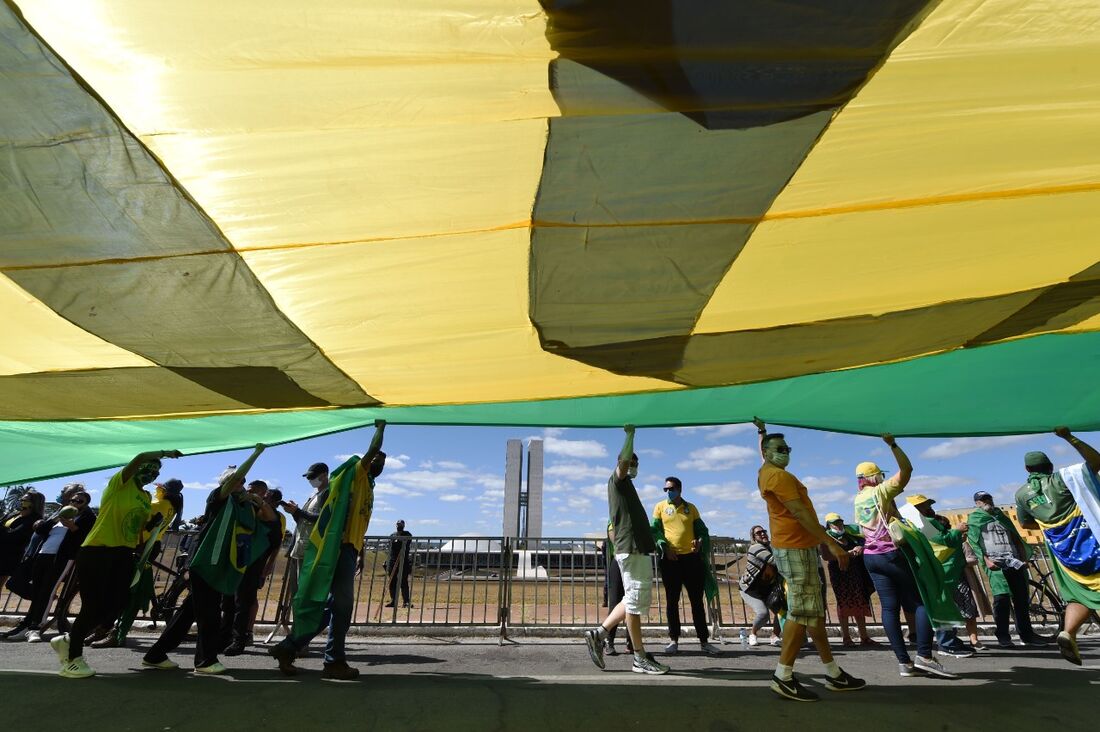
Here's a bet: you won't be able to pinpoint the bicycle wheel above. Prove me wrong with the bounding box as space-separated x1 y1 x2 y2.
1026 579 1064 640
154 574 190 622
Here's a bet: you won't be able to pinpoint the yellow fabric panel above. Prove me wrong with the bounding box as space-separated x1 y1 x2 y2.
242 230 678 405
19 0 557 250
696 192 1100 333
0 274 151 376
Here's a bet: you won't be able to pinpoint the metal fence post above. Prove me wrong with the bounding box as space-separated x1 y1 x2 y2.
498 537 512 644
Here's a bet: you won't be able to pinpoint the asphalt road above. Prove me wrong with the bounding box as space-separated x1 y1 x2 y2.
0 632 1097 731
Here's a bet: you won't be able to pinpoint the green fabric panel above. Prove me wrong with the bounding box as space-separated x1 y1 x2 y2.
2 331 1099 485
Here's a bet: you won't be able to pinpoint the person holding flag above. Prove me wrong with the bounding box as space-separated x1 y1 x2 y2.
1014 428 1100 666
141 444 271 674
269 420 387 680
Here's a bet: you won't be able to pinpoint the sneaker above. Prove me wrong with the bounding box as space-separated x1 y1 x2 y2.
322 660 361 681
583 628 606 670
1056 631 1082 666
402 602 414 609
914 655 958 679
996 639 1016 649
972 642 988 651
50 633 71 665
25 630 42 644
59 656 95 679
748 633 759 647
142 657 179 670
769 636 782 647
269 643 299 677
604 639 618 656
939 645 975 658
700 641 721 656
223 643 247 657
665 640 679 654
632 653 670 675
899 662 917 677
5 626 29 642
825 669 867 692
194 662 227 675
770 674 819 702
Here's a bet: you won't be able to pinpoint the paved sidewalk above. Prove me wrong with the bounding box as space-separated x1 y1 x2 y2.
1 633 1096 731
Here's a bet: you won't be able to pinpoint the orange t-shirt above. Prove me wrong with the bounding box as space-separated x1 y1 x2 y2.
758 462 820 549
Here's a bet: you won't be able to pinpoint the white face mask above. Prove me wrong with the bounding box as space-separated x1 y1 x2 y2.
309 476 325 489
627 465 638 479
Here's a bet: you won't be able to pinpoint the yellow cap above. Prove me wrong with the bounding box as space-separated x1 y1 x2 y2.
855 461 883 478
824 512 842 523
906 494 935 506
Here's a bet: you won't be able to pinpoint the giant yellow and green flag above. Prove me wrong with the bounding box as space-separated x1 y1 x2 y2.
2 0 1100 484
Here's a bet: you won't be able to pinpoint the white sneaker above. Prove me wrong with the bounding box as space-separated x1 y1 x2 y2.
25 630 42 643
664 641 679 654
194 662 227 675
770 636 782 647
49 633 71 665
700 641 721 656
748 633 760 647
59 656 95 679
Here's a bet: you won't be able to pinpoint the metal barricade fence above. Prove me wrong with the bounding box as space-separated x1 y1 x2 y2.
0 532 1074 637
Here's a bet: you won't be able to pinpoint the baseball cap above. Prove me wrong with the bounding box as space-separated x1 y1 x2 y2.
973 490 993 502
906 494 934 507
855 461 883 478
1024 451 1052 468
824 512 842 523
303 462 329 479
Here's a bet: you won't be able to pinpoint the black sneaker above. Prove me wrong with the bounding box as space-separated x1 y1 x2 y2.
223 643 246 657
825 669 867 692
268 643 298 677
583 628 606 670
770 674 819 702
939 646 975 658
322 660 360 681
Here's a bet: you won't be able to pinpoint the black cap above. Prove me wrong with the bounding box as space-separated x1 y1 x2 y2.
973 491 993 502
303 462 329 479
161 478 184 493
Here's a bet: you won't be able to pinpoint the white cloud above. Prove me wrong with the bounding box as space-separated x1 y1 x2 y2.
542 435 608 459
385 454 410 470
803 475 849 491
673 424 755 440
374 483 424 498
637 448 664 457
418 519 442 526
439 493 467 502
476 489 504 503
920 435 1035 460
545 462 610 480
566 496 593 510
182 481 218 491
676 444 757 471
690 480 754 502
813 489 851 504
387 470 459 491
435 460 467 470
334 454 355 463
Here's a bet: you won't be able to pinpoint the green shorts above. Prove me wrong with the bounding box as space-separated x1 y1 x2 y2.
773 546 824 625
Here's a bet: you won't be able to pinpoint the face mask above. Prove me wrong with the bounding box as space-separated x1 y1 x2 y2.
627 465 638 479
827 526 844 537
771 452 790 468
666 490 681 501
137 464 160 486
309 476 325 489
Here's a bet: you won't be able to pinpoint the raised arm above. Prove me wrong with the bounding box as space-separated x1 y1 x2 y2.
122 449 182 483
1056 427 1100 473
614 425 635 480
753 417 767 460
219 444 266 499
363 420 387 463
883 434 912 488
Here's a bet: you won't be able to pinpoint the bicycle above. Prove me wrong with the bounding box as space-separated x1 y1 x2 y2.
1027 556 1100 639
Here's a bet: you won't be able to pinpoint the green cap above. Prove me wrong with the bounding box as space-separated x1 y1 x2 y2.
1024 450 1052 468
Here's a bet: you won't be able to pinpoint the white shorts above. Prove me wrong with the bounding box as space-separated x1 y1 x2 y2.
616 552 653 615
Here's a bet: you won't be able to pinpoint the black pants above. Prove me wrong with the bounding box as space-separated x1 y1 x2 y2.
147 572 227 668
24 553 65 629
388 567 411 604
69 546 135 659
992 565 1036 643
231 557 269 643
659 552 709 643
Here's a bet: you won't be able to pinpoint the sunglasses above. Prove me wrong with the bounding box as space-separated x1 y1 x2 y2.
71 499 88 504
770 446 792 454
754 530 768 536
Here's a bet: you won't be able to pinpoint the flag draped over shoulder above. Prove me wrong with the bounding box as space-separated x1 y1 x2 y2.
190 494 266 596
1037 465 1100 609
896 520 964 629
291 455 359 638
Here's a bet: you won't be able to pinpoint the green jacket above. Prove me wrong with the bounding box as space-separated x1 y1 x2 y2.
926 516 966 586
966 507 1032 596
650 507 717 601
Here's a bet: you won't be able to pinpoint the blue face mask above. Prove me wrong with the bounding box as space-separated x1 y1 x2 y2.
666 489 681 501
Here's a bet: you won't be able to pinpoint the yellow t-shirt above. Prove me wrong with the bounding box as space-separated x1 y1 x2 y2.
652 499 701 554
83 470 152 549
140 496 176 545
758 462 820 550
341 461 374 553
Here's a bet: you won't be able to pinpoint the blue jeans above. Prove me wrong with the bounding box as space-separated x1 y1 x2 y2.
284 544 358 663
864 550 932 663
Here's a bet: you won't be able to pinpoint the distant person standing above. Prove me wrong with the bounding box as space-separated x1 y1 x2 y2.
651 477 718 655
1014 428 1100 665
583 426 669 675
821 513 875 647
738 525 782 647
753 418 865 702
385 520 413 608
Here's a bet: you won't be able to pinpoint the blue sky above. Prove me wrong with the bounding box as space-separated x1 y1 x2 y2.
24 425 1099 540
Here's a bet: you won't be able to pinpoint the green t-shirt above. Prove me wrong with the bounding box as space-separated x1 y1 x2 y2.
83 470 152 549
1015 472 1076 526
608 473 656 555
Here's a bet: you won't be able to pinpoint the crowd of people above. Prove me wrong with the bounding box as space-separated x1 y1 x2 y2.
583 422 1100 702
2 419 1097 698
